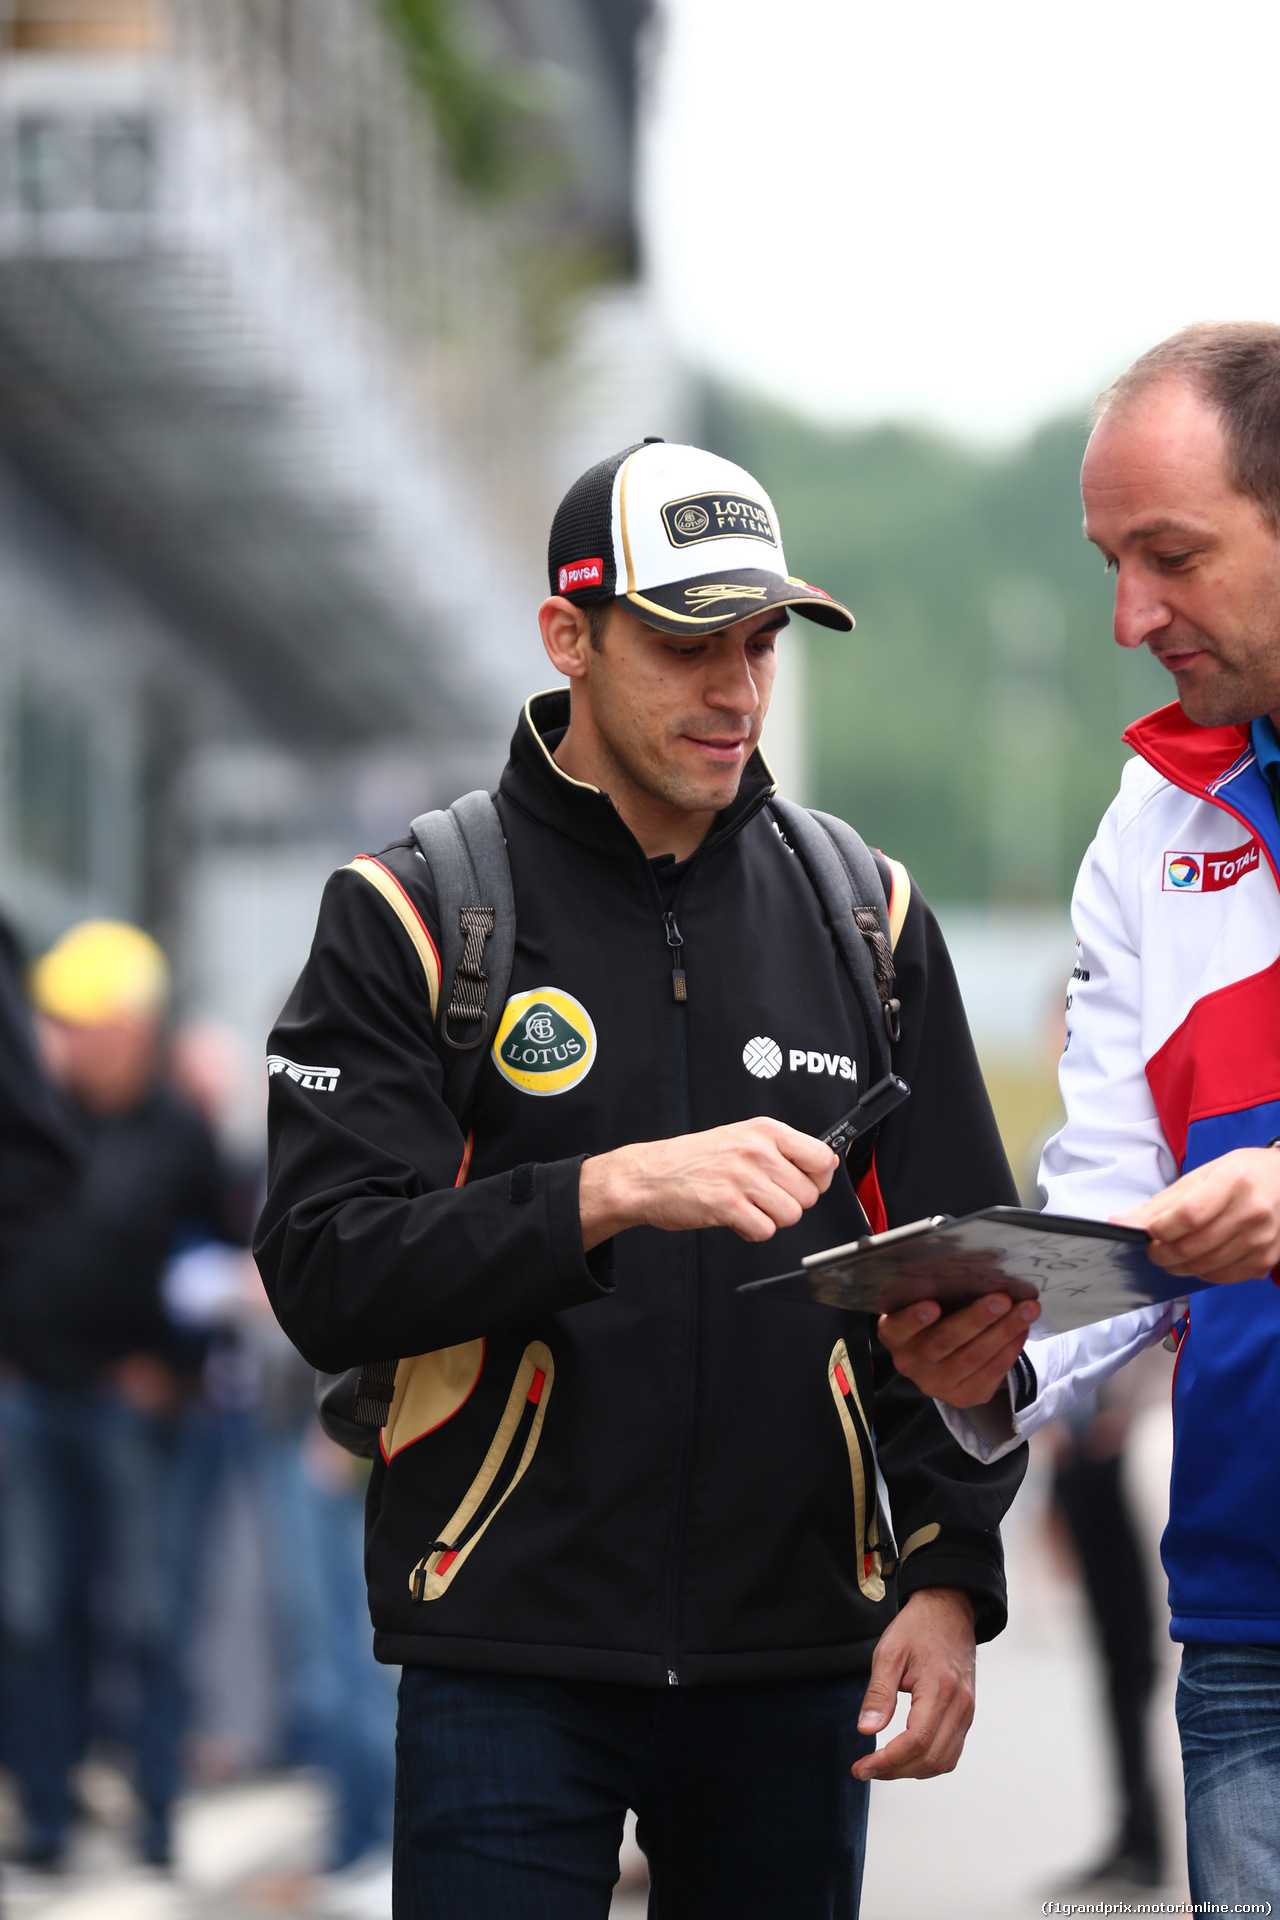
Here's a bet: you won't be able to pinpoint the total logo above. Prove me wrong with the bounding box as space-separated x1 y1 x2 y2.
1164 855 1200 889
1162 840 1261 894
742 1036 857 1082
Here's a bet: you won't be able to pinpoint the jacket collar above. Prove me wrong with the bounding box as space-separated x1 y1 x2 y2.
1126 699 1280 885
499 688 777 863
1124 701 1252 799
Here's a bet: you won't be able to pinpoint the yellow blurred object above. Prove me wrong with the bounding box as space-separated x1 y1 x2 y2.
980 1057 1066 1205
0 0 169 55
31 919 169 1026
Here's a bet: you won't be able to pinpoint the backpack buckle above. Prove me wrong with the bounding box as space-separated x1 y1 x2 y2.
442 907 496 1052
442 1007 490 1050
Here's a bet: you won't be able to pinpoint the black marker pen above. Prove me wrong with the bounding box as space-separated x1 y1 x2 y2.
820 1073 911 1157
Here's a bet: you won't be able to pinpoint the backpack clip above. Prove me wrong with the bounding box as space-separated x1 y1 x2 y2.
442 906 496 1051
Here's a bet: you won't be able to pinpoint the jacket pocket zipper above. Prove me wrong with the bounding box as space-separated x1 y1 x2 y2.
828 1337 892 1602
409 1340 554 1602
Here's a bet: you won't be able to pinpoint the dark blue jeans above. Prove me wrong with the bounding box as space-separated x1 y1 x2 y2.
0 1382 182 1857
1177 1643 1280 1904
394 1667 874 1919
169 1408 396 1868
257 1430 396 1867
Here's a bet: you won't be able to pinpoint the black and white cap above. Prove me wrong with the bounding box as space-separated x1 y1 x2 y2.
547 439 855 637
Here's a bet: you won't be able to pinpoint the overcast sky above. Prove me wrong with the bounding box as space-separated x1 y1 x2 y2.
640 0 1280 441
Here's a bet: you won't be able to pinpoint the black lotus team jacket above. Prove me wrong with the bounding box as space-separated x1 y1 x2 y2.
256 691 1026 1683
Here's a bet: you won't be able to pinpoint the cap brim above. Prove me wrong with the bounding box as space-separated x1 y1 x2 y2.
625 568 854 636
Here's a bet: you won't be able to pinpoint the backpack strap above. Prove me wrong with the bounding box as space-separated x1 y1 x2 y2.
767 798 901 1089
811 810 903 1047
410 790 516 1128
329 793 515 1448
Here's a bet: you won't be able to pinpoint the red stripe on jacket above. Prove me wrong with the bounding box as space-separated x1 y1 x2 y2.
1145 955 1280 1169
857 1155 888 1236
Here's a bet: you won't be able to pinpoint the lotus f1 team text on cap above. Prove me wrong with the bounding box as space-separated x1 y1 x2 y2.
547 439 855 638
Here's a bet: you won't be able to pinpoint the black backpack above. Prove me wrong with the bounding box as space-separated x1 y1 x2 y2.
315 792 903 1456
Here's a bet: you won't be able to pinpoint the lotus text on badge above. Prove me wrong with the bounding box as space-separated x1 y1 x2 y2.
660 491 777 549
492 987 597 1096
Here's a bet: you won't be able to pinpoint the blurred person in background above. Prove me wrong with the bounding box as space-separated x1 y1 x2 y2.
168 1022 267 1248
1050 1365 1165 1889
0 912 84 1916
0 921 230 1870
880 323 1280 1906
255 1406 397 1878
1024 1002 1167 1891
165 1020 394 1876
0 910 82 1272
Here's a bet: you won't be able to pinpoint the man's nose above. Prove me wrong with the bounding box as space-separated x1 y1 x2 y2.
705 645 761 712
1112 564 1173 651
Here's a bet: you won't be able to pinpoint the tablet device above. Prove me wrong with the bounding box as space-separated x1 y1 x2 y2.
739 1206 1210 1334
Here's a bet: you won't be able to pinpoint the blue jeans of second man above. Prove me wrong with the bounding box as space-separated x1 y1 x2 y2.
1176 1642 1280 1905
394 1667 874 1920
0 1382 182 1859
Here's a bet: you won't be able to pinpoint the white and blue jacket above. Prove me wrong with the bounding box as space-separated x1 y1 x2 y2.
943 700 1280 1648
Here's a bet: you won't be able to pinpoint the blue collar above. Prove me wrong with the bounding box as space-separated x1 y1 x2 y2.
1250 716 1280 821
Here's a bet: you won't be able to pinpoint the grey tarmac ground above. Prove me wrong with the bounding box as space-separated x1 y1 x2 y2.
2 1406 1189 1920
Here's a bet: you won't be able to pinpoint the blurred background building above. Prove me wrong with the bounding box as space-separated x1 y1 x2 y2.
0 0 1173 1168
0 0 688 1058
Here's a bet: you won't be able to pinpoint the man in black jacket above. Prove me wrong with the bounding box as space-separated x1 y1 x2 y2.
2 920 229 1869
0 911 81 1268
257 441 1026 1919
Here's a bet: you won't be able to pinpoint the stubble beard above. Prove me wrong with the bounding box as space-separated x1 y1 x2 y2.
1163 636 1280 729
597 703 757 817
626 741 747 816
1159 606 1280 733
1175 660 1267 728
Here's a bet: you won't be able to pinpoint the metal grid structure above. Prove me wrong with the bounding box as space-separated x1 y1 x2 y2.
0 0 545 747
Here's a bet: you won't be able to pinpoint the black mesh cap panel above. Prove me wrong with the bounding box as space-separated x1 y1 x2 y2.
547 443 645 603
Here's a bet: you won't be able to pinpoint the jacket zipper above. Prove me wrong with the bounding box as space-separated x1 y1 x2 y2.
639 795 774 1685
663 910 687 1002
655 887 695 1684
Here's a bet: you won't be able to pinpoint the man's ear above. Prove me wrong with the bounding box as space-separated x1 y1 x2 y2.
539 597 592 679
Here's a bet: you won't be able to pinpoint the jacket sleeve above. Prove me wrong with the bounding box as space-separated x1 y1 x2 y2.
940 771 1183 1464
868 877 1028 1642
253 854 612 1371
1041 771 1179 1217
935 1301 1176 1464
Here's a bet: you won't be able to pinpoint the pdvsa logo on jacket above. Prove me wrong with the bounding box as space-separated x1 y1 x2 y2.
1162 839 1260 893
493 987 597 1096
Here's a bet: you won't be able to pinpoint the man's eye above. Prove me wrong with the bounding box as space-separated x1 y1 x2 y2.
1157 551 1194 570
1103 556 1118 574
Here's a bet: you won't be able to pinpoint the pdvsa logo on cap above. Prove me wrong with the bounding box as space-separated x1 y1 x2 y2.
1162 840 1261 893
559 556 603 593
